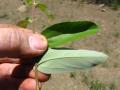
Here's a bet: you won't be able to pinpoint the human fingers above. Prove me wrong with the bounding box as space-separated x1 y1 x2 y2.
0 78 41 90
0 63 50 82
0 24 47 63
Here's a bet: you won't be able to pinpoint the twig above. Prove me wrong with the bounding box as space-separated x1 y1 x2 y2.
35 63 40 90
32 0 36 33
32 0 41 90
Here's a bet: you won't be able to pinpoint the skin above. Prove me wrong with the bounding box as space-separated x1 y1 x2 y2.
0 24 50 90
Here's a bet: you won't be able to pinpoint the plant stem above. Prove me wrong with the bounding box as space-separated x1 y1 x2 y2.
35 63 40 90
32 0 36 33
32 0 41 90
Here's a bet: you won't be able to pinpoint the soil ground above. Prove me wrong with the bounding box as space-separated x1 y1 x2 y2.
0 0 120 90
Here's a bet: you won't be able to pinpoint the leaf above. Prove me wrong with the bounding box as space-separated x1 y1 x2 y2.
37 3 48 13
37 48 108 74
17 17 32 28
37 3 54 19
24 0 33 6
42 21 99 48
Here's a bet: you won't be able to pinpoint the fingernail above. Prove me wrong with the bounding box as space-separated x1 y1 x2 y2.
29 34 47 51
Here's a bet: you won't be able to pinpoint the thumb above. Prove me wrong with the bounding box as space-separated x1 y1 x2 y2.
0 24 48 59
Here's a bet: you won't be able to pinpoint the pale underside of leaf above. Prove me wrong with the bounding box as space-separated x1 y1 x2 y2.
37 48 108 74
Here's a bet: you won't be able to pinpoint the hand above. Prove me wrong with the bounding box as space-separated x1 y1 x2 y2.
0 24 50 90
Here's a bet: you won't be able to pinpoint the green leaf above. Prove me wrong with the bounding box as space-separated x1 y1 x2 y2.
37 3 48 12
42 21 99 48
17 17 32 28
37 3 54 19
24 0 33 6
37 48 108 74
